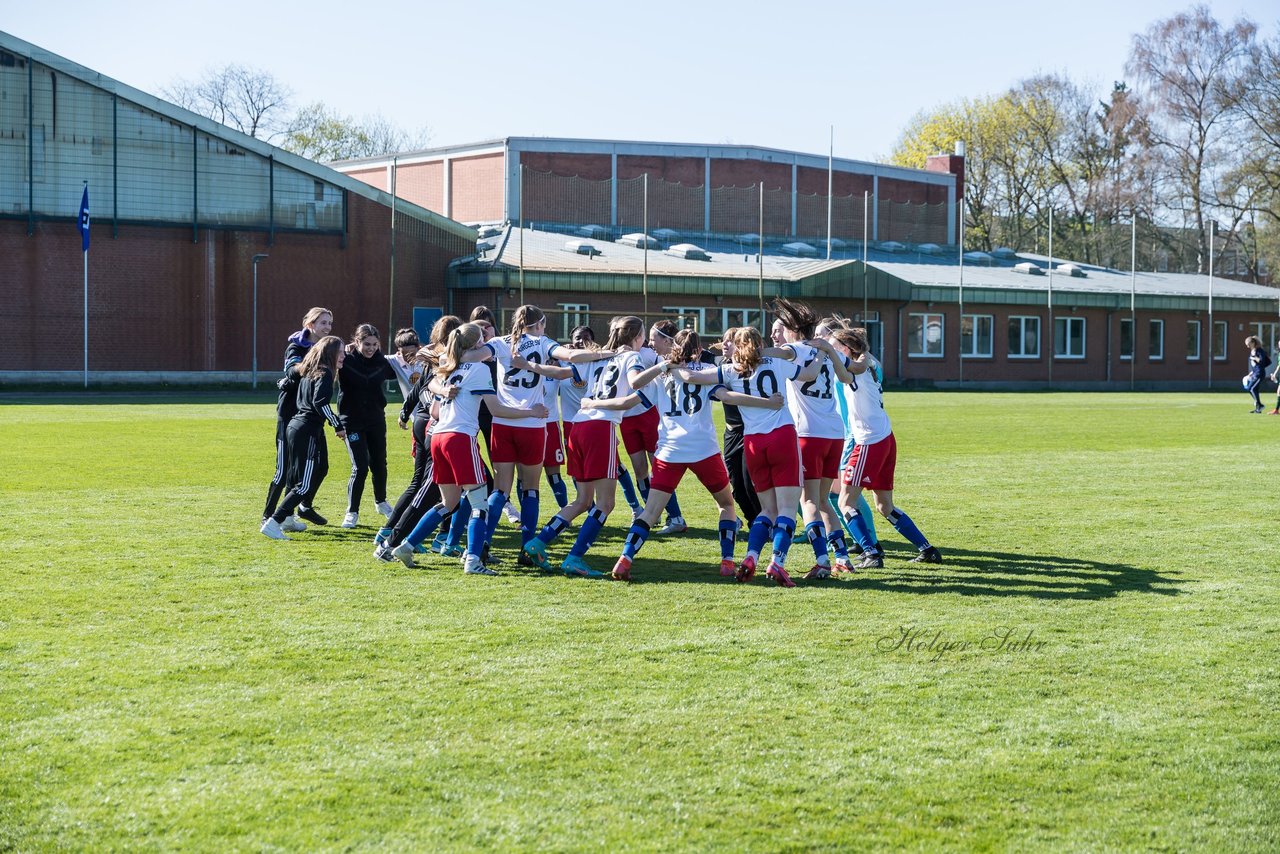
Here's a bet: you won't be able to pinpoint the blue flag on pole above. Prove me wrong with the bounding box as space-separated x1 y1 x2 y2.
77 184 90 252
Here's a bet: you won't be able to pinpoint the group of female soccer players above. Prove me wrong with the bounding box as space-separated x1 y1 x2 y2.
261 298 941 585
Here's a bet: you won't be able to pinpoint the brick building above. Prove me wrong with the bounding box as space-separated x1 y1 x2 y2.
0 31 474 382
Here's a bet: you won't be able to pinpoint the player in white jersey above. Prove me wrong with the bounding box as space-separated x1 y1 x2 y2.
523 316 651 578
618 320 687 535
388 323 548 575
673 326 822 588
478 305 613 560
822 316 882 561
827 326 942 567
580 329 785 580
771 298 860 579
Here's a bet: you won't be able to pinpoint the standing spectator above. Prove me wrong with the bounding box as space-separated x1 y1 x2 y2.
338 323 396 527
1244 336 1270 414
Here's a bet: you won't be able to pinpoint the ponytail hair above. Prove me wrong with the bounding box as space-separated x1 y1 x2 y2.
830 327 869 357
437 323 484 378
772 297 818 340
298 335 343 379
350 323 380 346
651 318 678 341
670 329 702 365
731 327 764 375
605 316 645 351
508 304 546 352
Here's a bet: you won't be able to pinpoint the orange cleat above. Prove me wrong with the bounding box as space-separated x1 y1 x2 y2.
720 558 737 577
766 561 796 588
611 555 632 582
736 554 757 583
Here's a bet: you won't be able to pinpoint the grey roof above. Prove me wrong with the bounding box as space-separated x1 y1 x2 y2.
0 29 475 242
479 226 853 281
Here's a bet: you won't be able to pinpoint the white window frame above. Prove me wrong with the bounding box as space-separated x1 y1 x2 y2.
663 306 705 331
1119 317 1134 361
863 319 885 362
1054 316 1086 359
1008 315 1040 359
960 313 994 358
1213 320 1228 361
1186 320 1201 361
721 308 765 335
558 303 590 338
1251 322 1279 353
908 312 945 358
1148 319 1164 361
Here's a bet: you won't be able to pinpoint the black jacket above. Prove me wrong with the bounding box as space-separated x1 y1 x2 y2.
292 369 343 432
338 349 395 430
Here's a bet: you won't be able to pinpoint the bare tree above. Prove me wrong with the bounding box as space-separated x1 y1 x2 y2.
1125 5 1257 271
164 64 293 141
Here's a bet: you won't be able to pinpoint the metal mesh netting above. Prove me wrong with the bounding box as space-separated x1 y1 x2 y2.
519 167 949 246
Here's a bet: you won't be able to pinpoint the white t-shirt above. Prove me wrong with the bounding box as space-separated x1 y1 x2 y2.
559 361 603 424
387 353 421 400
577 353 650 425
840 364 892 445
544 371 561 423
648 361 725 463
432 361 495 436
622 347 660 418
485 334 559 428
717 357 802 435
782 343 844 440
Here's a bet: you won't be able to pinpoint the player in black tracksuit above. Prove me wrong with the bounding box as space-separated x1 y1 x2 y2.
263 336 346 538
338 325 396 525
380 365 445 548
262 308 334 525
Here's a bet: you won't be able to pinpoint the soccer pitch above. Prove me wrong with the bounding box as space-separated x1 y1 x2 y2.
1 392 1276 851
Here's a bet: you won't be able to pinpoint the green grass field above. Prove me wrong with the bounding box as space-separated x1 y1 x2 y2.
1 392 1277 851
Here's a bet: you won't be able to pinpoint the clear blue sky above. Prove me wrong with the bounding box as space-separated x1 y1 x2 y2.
4 0 1272 162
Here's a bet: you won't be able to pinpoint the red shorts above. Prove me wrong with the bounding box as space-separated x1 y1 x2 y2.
430 431 487 486
562 423 579 479
566 419 620 482
799 436 843 481
490 423 545 466
743 425 802 491
651 454 730 496
842 433 897 491
544 422 565 468
619 406 659 456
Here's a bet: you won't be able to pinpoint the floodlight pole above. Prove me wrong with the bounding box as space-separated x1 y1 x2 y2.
1129 217 1136 391
826 126 833 260
389 157 397 343
643 173 649 318
1207 220 1215 389
519 165 525 305
862 190 869 324
958 154 965 387
758 182 764 318
1047 204 1054 389
252 253 269 388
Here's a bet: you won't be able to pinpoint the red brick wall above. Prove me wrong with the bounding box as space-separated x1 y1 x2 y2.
346 166 388 193
520 152 612 181
449 154 505 223
617 155 704 185
0 193 472 373
393 161 445 214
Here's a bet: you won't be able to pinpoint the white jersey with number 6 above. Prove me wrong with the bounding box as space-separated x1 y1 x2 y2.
717 357 801 435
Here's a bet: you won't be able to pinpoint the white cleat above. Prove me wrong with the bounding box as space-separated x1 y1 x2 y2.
655 516 688 535
503 502 522 525
390 541 418 568
260 518 290 540
281 515 307 533
375 500 393 518
341 512 359 529
463 554 499 575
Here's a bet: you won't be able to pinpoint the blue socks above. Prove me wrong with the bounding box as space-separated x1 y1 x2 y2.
665 491 682 519
465 503 488 558
483 490 507 546
536 512 571 545
842 506 878 554
828 529 850 560
887 507 931 551
771 516 796 566
622 519 651 559
639 476 651 502
519 489 539 545
718 519 738 560
405 503 447 547
445 498 470 549
548 473 569 508
618 468 641 512
569 505 608 557
746 514 773 558
831 491 878 545
805 520 829 566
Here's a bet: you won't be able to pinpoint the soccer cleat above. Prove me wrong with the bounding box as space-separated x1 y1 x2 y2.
297 506 328 526
374 527 392 545
281 516 307 533
375 500 393 518
720 558 738 577
1271 408 1280 415
503 502 521 525
341 512 359 529
561 554 603 579
390 541 418 568
849 542 864 555
766 561 796 588
736 554 757 583
463 554 499 575
834 556 856 574
521 538 554 572
857 550 884 569
804 564 832 580
260 518 290 540
612 555 632 582
372 543 395 563
435 542 464 558
910 546 943 564
1251 407 1264 414
655 516 687 535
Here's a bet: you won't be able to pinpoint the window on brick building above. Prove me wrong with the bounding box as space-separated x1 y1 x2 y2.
664 306 705 331
1008 316 1040 358
960 314 993 358
1250 322 1278 353
1213 321 1228 360
1054 316 1086 359
908 313 944 357
1148 319 1164 360
1186 320 1201 360
1120 318 1134 361
558 303 589 338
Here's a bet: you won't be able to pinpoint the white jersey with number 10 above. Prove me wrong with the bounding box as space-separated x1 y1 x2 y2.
716 357 802 435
